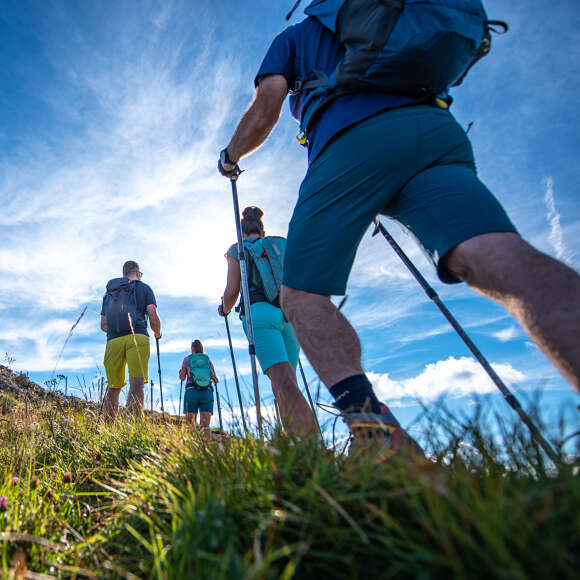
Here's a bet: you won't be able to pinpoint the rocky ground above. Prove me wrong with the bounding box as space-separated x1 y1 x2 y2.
0 365 97 413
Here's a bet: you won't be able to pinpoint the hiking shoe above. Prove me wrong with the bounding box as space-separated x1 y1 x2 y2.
345 405 424 459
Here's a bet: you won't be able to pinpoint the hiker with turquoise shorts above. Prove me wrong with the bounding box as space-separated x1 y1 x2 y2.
179 339 218 439
219 206 317 437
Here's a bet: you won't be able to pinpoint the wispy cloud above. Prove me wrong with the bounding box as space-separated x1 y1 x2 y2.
543 177 572 265
492 326 519 343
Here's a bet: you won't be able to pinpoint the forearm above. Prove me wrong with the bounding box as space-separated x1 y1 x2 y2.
227 103 279 162
149 311 161 337
225 76 288 163
222 289 239 315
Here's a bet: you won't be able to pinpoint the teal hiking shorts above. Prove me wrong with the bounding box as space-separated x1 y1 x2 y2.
283 104 517 295
242 301 300 373
183 387 214 414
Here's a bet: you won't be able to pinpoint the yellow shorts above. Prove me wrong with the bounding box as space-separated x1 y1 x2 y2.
103 333 150 389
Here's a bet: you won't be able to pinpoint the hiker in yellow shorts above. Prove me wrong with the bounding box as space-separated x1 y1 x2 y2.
100 260 162 420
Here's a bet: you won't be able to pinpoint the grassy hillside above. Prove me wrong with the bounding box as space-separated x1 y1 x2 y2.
0 366 578 579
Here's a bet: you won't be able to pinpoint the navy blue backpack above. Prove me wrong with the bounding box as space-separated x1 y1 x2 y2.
104 278 138 335
291 0 507 138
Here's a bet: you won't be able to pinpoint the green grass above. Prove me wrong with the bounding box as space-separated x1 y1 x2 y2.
0 397 578 579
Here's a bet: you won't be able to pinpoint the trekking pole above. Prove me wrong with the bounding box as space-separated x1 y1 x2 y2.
150 380 153 414
178 380 183 420
372 217 559 464
298 358 323 437
224 310 249 435
215 382 224 432
155 337 164 414
229 175 263 439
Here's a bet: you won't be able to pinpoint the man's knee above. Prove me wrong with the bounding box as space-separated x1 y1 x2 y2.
106 387 121 401
443 232 528 285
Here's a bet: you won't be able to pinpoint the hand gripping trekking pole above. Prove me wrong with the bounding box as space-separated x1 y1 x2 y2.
156 337 164 414
372 218 559 464
178 380 183 420
297 358 323 437
224 313 249 435
229 175 263 439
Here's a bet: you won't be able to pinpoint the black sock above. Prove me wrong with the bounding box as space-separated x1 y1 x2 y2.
330 374 382 414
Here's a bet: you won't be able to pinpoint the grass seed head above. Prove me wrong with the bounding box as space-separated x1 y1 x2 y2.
63 472 73 484
31 477 40 490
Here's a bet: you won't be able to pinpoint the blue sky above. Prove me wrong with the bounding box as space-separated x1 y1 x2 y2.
1 0 579 446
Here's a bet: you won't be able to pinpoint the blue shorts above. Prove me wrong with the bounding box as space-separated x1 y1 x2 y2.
283 104 517 294
183 387 214 414
242 301 300 373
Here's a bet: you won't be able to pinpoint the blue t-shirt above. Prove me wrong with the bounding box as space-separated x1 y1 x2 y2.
101 279 157 340
255 17 421 163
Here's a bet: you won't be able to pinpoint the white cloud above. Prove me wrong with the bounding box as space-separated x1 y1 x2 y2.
368 356 526 403
492 326 519 342
543 177 572 265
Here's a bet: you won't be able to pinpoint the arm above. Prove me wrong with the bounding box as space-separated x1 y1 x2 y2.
100 315 108 333
179 357 188 382
147 304 162 339
209 362 218 385
222 256 242 315
225 75 288 164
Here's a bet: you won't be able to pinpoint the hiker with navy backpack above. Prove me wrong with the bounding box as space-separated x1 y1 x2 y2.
218 0 580 456
100 260 162 421
179 339 218 439
219 206 318 437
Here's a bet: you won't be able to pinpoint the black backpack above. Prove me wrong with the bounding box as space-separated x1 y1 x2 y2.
104 278 138 335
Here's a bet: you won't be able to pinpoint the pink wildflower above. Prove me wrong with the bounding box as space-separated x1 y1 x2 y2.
11 476 19 485
0 496 8 512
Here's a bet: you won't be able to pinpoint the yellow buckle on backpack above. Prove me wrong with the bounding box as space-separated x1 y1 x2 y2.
296 129 307 146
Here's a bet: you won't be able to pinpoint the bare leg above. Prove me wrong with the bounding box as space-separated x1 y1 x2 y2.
265 362 318 436
281 287 422 454
199 412 212 440
186 412 197 427
103 387 122 421
444 232 580 391
127 378 145 418
280 288 363 387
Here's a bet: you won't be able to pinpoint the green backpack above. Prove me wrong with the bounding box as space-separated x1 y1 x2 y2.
244 236 286 305
186 353 212 389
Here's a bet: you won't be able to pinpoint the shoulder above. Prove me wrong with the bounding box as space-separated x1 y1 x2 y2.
255 21 315 87
225 243 239 260
279 17 320 41
137 282 156 303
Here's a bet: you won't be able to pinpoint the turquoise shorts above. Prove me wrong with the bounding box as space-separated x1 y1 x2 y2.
283 104 517 294
183 387 214 414
242 301 300 373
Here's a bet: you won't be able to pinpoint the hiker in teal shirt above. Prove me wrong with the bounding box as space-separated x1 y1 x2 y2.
179 339 218 440
220 206 317 437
